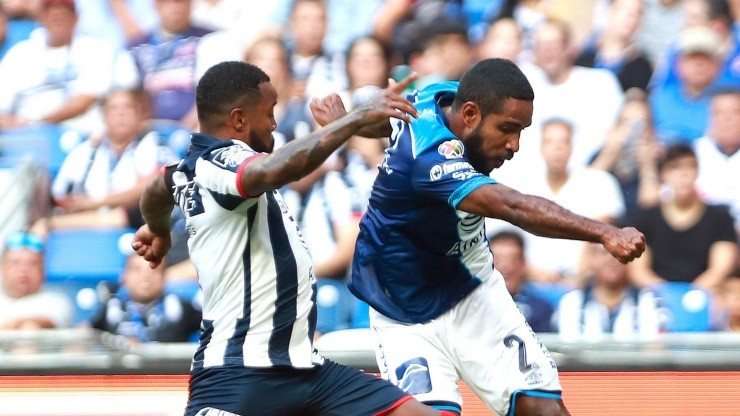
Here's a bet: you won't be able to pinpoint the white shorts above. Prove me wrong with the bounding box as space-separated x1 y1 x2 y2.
370 270 562 416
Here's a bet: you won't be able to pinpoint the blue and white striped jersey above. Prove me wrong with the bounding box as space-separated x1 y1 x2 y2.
165 133 319 370
349 82 498 324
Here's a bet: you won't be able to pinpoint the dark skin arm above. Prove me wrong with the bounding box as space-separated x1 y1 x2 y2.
238 75 418 197
132 174 175 268
459 183 646 263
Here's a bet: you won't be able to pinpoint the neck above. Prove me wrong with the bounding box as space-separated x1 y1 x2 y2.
683 84 708 99
669 192 700 210
443 106 466 139
547 66 572 85
601 32 629 51
593 283 628 310
108 138 131 155
546 169 569 191
47 35 72 48
716 140 740 156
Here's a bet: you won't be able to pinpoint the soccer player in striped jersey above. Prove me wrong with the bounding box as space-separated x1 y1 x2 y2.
131 61 450 416
318 59 647 416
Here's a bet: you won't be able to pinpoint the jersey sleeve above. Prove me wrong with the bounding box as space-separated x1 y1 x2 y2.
410 138 496 208
198 143 266 199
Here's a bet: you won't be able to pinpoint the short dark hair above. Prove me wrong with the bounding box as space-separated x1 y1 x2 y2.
452 58 534 116
490 230 526 252
195 61 270 126
658 143 697 172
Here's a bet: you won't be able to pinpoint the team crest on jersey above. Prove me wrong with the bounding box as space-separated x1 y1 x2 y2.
211 146 251 169
437 140 465 159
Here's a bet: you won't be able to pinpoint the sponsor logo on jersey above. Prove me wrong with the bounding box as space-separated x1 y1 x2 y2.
437 139 465 159
395 357 433 395
211 146 251 169
429 161 475 181
446 229 484 256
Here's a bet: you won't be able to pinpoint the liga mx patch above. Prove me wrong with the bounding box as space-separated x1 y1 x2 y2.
396 357 433 395
211 146 252 169
437 140 465 159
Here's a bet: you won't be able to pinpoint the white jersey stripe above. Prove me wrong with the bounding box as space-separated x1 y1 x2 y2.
168 134 317 370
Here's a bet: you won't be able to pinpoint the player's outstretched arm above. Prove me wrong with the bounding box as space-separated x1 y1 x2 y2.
458 183 646 263
132 173 175 268
238 75 418 197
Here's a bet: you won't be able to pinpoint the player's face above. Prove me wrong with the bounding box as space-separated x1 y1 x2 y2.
466 98 532 174
248 82 278 153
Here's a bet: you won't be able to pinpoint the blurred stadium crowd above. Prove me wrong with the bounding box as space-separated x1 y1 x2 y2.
0 0 738 346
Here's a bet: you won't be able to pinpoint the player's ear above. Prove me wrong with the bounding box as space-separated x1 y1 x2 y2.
462 101 481 128
230 107 248 131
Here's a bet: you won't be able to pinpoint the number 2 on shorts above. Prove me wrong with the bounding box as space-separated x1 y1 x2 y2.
503 334 533 372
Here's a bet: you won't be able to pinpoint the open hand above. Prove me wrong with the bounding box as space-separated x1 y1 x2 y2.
601 227 646 263
353 73 419 128
310 93 347 127
131 224 172 269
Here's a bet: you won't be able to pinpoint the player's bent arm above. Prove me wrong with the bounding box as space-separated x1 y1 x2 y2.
458 183 646 263
140 173 176 237
459 183 613 243
239 111 364 197
239 79 418 197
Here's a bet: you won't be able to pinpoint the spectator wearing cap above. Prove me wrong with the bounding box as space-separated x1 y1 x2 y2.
0 231 73 330
649 26 726 145
649 0 739 93
0 0 117 134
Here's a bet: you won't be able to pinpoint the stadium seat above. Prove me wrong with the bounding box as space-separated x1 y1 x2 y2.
44 227 135 283
525 282 574 308
149 119 192 158
315 279 355 334
45 279 107 326
0 124 84 178
652 282 712 332
350 298 371 329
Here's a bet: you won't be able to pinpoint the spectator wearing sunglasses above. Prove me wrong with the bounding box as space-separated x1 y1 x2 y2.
0 231 73 330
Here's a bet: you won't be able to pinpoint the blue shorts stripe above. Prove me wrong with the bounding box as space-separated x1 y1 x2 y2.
507 390 563 416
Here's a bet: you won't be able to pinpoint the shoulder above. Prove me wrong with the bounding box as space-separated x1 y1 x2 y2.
204 142 257 167
574 66 620 85
72 35 114 53
704 203 734 220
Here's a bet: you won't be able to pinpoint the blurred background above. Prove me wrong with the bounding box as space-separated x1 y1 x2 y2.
0 0 738 414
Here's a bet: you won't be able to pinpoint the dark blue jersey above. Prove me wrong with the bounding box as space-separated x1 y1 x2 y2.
349 82 497 323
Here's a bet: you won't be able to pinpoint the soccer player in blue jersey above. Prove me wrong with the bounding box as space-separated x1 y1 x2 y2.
131 61 452 416
339 58 646 416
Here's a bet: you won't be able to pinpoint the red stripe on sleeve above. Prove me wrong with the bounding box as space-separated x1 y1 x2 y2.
236 153 267 198
373 395 414 416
